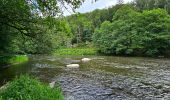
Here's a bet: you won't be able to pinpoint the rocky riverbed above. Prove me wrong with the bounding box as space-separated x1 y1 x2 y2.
0 55 170 100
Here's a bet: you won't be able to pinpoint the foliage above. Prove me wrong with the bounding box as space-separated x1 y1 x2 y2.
1 0 170 57
21 18 73 54
0 17 72 54
55 48 96 56
66 5 123 44
0 75 63 100
0 55 28 66
52 19 73 49
0 0 84 54
93 6 170 57
134 0 170 13
67 13 94 44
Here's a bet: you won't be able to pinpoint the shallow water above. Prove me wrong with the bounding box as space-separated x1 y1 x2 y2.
1 55 170 100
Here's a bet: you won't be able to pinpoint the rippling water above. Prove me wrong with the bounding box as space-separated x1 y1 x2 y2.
1 55 170 100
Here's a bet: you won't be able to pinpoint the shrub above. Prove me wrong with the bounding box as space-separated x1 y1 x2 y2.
0 75 64 100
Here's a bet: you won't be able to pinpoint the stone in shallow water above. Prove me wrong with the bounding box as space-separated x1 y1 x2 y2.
66 64 80 68
81 58 91 62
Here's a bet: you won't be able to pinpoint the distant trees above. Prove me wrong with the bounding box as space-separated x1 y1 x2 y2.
66 5 121 45
66 13 93 44
134 0 170 13
93 6 170 56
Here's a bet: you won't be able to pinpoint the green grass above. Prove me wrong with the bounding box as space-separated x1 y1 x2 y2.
55 48 97 56
0 55 28 66
0 75 64 100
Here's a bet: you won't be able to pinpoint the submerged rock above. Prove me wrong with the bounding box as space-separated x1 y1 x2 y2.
81 58 91 62
66 64 80 68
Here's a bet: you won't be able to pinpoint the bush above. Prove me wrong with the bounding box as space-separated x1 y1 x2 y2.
0 75 63 100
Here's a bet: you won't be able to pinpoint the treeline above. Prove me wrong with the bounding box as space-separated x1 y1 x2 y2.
66 0 170 57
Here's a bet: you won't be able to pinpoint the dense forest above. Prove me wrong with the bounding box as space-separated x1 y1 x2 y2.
0 0 170 56
66 0 170 57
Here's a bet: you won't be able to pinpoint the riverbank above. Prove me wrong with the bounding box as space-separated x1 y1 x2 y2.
0 75 63 100
0 55 28 68
55 48 97 56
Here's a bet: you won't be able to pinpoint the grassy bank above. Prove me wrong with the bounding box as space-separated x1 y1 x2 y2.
0 75 63 100
55 48 97 56
0 55 28 66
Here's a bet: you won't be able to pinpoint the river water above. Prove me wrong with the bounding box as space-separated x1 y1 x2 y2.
0 55 170 100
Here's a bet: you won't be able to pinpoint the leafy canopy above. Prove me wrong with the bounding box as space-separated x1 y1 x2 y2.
93 6 170 56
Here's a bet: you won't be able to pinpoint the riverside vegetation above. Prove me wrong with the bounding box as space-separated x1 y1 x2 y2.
55 48 96 56
0 75 63 100
1 0 170 57
0 55 28 67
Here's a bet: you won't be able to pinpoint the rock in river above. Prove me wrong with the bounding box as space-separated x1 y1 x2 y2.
82 58 91 62
66 64 80 68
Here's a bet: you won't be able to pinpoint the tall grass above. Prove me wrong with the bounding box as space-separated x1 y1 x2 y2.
0 55 28 66
0 75 64 100
55 48 97 56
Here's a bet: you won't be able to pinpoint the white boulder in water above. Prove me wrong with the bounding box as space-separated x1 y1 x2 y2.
49 81 56 88
81 58 91 62
66 64 80 68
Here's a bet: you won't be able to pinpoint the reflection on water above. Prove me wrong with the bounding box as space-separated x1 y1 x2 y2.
1 55 170 100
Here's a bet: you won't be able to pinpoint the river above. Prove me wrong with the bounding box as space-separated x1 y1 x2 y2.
0 55 170 100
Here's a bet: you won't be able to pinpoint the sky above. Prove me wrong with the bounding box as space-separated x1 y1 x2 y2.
63 0 134 16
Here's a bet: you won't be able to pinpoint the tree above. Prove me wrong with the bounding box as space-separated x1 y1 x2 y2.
0 0 85 54
66 13 94 44
134 0 170 13
93 6 170 57
65 5 123 46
